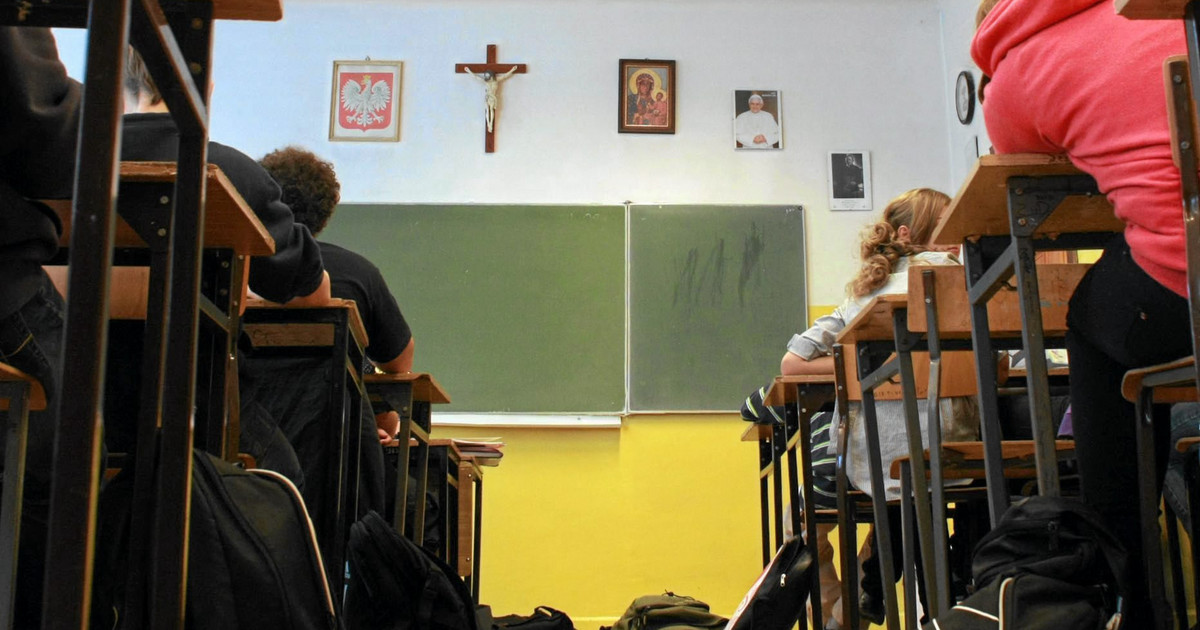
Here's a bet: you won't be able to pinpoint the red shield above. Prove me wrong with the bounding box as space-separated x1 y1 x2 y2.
338 72 393 131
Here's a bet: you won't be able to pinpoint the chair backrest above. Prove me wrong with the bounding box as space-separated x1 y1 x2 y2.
841 347 979 401
45 265 150 320
905 264 1090 340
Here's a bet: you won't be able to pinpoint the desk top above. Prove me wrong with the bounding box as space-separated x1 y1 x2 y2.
364 371 451 404
904 263 1087 338
835 294 907 345
211 0 283 21
762 374 836 407
931 153 1122 245
243 297 370 350
47 162 274 256
1115 0 1190 18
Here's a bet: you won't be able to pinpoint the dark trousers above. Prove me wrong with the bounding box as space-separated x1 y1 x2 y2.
1066 234 1192 625
0 271 63 628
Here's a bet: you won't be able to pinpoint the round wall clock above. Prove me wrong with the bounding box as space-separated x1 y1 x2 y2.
956 71 976 125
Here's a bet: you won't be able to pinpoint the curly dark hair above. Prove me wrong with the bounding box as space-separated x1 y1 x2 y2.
259 146 341 236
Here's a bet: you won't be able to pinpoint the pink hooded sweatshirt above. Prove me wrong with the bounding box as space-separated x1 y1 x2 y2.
971 0 1188 297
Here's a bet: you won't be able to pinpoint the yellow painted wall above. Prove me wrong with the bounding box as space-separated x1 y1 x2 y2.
433 415 764 628
434 413 896 629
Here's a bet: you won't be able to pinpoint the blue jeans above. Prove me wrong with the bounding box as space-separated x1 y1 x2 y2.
1066 234 1192 625
0 270 64 628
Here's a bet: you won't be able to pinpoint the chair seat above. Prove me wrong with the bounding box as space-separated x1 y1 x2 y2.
0 362 47 411
888 440 1076 481
1121 356 1196 404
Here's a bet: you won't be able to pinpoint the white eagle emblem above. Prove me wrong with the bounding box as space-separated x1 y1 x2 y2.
340 75 392 129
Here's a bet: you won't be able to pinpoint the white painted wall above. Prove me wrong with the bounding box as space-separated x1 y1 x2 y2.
52 0 975 308
937 0 993 190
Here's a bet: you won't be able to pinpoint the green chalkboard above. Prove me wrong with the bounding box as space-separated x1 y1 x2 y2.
321 204 626 413
629 204 806 411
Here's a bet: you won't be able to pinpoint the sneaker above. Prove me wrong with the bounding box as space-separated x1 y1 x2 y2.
858 592 886 626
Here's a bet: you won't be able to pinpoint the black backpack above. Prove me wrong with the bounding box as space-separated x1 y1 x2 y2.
726 536 814 630
924 496 1129 630
344 510 477 630
92 451 340 629
489 606 575 630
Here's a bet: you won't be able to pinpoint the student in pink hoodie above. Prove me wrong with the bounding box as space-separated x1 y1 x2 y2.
972 0 1192 624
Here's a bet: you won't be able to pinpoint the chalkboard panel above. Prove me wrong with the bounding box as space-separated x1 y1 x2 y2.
321 204 626 413
629 204 806 411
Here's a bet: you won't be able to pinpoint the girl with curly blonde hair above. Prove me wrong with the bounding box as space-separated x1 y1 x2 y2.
769 187 973 628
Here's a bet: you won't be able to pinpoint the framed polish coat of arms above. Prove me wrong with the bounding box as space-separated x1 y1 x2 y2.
330 60 402 142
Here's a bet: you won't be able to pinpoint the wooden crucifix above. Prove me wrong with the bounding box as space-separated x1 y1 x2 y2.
455 44 527 153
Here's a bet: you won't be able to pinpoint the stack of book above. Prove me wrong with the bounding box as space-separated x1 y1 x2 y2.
451 438 505 463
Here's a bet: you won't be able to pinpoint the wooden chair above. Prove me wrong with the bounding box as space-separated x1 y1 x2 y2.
0 363 45 630
1105 54 1200 630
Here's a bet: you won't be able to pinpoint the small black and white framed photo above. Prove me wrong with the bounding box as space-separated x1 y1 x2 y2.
828 151 872 210
733 89 782 150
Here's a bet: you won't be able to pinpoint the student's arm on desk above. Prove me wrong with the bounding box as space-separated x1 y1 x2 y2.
781 352 834 376
281 270 331 307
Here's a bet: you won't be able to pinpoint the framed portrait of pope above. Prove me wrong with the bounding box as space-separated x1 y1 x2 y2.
733 89 782 150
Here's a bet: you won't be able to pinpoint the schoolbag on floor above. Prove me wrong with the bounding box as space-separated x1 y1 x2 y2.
491 606 575 630
91 451 340 630
725 536 813 630
923 496 1129 630
344 510 477 630
602 593 728 630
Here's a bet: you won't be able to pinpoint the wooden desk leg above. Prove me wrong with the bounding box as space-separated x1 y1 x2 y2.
321 320 352 591
42 9 125 628
900 461 918 630
472 472 483 604
1007 176 1093 496
411 401 432 546
1188 453 1200 624
860 389 900 630
890 311 940 614
834 346 861 630
1135 386 1171 629
1163 500 1188 629
757 436 772 567
770 422 785 551
963 239 1012 525
781 406 816 629
789 394 822 629
1184 5 1200 402
922 271 952 614
391 414 413 531
0 381 30 630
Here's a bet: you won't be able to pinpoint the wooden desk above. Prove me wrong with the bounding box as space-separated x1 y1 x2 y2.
425 439 489 604
242 297 370 591
1115 0 1192 18
48 161 275 459
757 375 837 629
931 154 1118 503
368 372 449 550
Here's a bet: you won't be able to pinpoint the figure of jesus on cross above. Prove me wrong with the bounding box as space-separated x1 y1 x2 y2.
455 44 527 153
465 66 517 134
